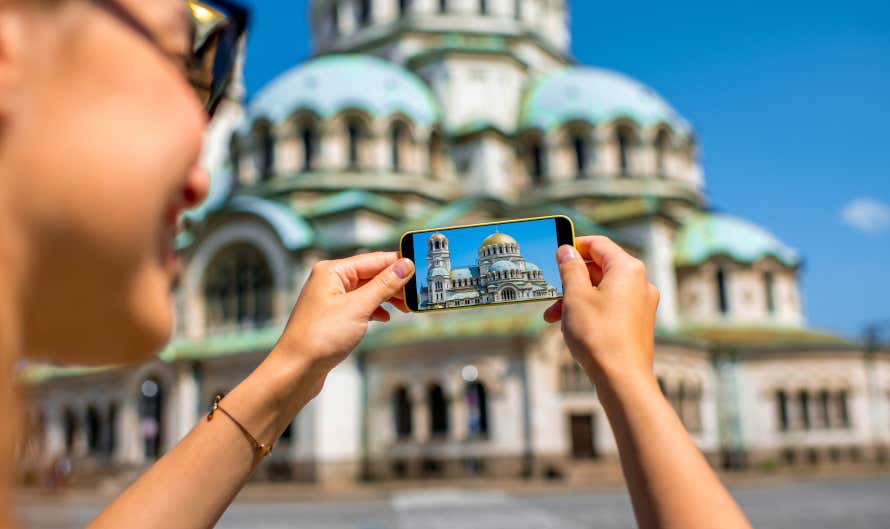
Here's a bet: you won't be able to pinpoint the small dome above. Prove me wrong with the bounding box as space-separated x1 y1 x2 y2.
429 267 449 277
490 260 519 273
244 54 441 128
429 232 448 242
480 232 518 249
525 262 540 272
675 213 799 267
521 67 691 133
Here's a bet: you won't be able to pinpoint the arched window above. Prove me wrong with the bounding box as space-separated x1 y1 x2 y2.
501 288 517 301
86 405 102 456
797 390 811 430
391 122 409 172
357 0 372 26
63 408 78 453
479 0 488 14
716 267 729 315
466 381 489 437
764 271 776 315
529 138 545 184
571 133 589 178
514 0 522 20
393 386 413 439
776 390 789 431
300 123 318 171
204 244 274 330
438 0 448 13
399 0 411 17
139 377 164 459
616 126 633 177
346 119 363 170
817 389 831 429
255 124 275 181
428 384 449 436
105 403 117 457
655 129 670 178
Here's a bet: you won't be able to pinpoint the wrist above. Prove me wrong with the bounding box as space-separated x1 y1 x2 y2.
586 362 660 408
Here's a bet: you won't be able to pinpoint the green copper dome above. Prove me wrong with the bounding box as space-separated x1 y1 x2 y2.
674 213 799 267
521 67 692 133
245 54 441 127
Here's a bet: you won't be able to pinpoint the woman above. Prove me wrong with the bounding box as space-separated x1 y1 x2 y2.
0 1 753 528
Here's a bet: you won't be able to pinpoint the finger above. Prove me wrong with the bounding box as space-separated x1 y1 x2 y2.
556 245 593 297
388 297 410 313
576 236 632 275
371 306 391 322
330 252 401 291
543 299 563 323
586 260 604 286
354 258 415 313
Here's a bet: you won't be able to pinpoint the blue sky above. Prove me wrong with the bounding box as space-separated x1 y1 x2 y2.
237 0 890 339
412 218 562 294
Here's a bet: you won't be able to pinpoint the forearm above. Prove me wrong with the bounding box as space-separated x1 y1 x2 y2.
87 352 320 529
594 368 751 529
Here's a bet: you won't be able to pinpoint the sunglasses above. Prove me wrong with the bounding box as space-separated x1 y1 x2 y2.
185 0 249 117
98 0 249 118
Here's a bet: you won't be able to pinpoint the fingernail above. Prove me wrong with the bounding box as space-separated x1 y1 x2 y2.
393 258 413 279
557 245 576 264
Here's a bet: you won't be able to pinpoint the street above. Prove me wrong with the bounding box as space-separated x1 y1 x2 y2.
18 477 890 529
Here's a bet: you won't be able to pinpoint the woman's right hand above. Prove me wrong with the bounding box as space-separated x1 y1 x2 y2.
544 236 660 387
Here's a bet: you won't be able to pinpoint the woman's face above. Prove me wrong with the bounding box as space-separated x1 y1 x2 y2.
2 0 209 364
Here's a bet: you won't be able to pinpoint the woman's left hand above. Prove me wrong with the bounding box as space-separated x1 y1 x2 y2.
270 252 415 382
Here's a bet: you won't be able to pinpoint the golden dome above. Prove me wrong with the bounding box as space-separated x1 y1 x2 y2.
480 232 517 248
429 232 447 241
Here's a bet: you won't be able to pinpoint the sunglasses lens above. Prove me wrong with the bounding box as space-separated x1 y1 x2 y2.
186 1 244 117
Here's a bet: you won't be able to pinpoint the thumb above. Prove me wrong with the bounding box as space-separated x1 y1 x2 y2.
354 258 415 314
557 245 592 297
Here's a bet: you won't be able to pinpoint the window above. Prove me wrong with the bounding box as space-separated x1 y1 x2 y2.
256 125 275 180
479 0 488 14
514 0 522 20
357 0 372 26
329 3 339 36
776 390 789 431
616 127 632 177
466 382 489 437
655 129 670 178
438 0 448 13
139 377 164 459
798 390 811 430
571 134 588 178
204 244 274 330
63 408 78 453
501 288 517 301
86 406 102 456
391 122 408 172
393 386 413 439
300 124 317 171
428 384 449 436
106 403 117 457
529 140 545 184
764 271 776 314
399 0 410 16
818 390 831 429
837 390 850 428
346 120 362 169
716 267 729 315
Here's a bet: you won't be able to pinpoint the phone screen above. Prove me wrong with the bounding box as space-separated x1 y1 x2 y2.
403 216 573 312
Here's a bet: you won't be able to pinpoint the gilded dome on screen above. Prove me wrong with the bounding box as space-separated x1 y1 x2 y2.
479 232 518 249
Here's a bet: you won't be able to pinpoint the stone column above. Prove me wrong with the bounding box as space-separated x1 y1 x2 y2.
116 396 142 465
410 384 429 442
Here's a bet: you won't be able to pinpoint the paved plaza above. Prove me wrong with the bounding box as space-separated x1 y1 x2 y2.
18 476 890 529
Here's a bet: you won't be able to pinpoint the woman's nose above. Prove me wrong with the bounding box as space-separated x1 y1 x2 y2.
182 165 210 208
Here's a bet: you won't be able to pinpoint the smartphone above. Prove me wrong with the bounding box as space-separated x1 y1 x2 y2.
400 215 575 313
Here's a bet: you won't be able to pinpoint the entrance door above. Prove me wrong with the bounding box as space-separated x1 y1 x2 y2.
569 413 597 459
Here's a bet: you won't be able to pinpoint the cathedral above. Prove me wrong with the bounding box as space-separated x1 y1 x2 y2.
19 0 890 487
420 231 558 309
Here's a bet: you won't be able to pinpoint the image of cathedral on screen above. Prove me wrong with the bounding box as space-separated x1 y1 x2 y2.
420 231 558 309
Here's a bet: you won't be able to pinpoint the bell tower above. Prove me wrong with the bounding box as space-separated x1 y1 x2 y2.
426 233 452 274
